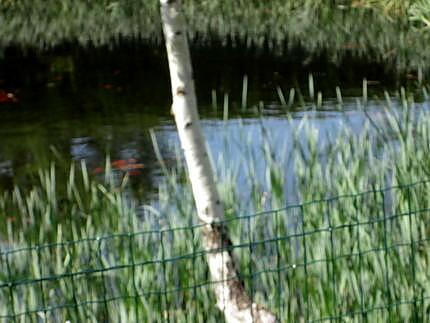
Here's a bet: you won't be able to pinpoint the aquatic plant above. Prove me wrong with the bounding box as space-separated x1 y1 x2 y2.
1 1 429 71
1 84 430 321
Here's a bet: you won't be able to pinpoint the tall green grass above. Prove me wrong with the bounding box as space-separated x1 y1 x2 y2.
1 0 429 71
1 83 430 321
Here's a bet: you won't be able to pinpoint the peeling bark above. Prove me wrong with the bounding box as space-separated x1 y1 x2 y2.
159 1 277 322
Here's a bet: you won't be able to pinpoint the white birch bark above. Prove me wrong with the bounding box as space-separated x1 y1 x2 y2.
160 1 277 322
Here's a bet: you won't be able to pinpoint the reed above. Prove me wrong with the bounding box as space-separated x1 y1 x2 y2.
1 1 429 71
1 83 430 321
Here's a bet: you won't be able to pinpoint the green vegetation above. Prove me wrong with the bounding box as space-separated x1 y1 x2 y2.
1 0 429 71
2 0 430 320
1 84 430 321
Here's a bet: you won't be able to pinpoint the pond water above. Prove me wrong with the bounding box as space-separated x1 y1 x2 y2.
0 45 426 202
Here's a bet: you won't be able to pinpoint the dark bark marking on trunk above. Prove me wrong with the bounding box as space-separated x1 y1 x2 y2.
176 86 186 95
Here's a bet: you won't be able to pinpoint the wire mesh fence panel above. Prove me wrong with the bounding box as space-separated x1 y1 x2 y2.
1 180 430 322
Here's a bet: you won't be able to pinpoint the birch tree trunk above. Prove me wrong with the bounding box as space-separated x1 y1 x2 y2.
159 1 277 322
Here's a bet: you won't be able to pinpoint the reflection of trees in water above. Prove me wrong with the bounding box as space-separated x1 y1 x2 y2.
0 48 171 196
0 39 427 201
0 106 162 202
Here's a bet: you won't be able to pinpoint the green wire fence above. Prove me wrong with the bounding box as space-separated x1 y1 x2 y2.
1 179 430 322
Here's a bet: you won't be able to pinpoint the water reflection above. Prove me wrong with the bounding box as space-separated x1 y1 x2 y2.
0 80 428 227
0 46 427 203
70 137 98 161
